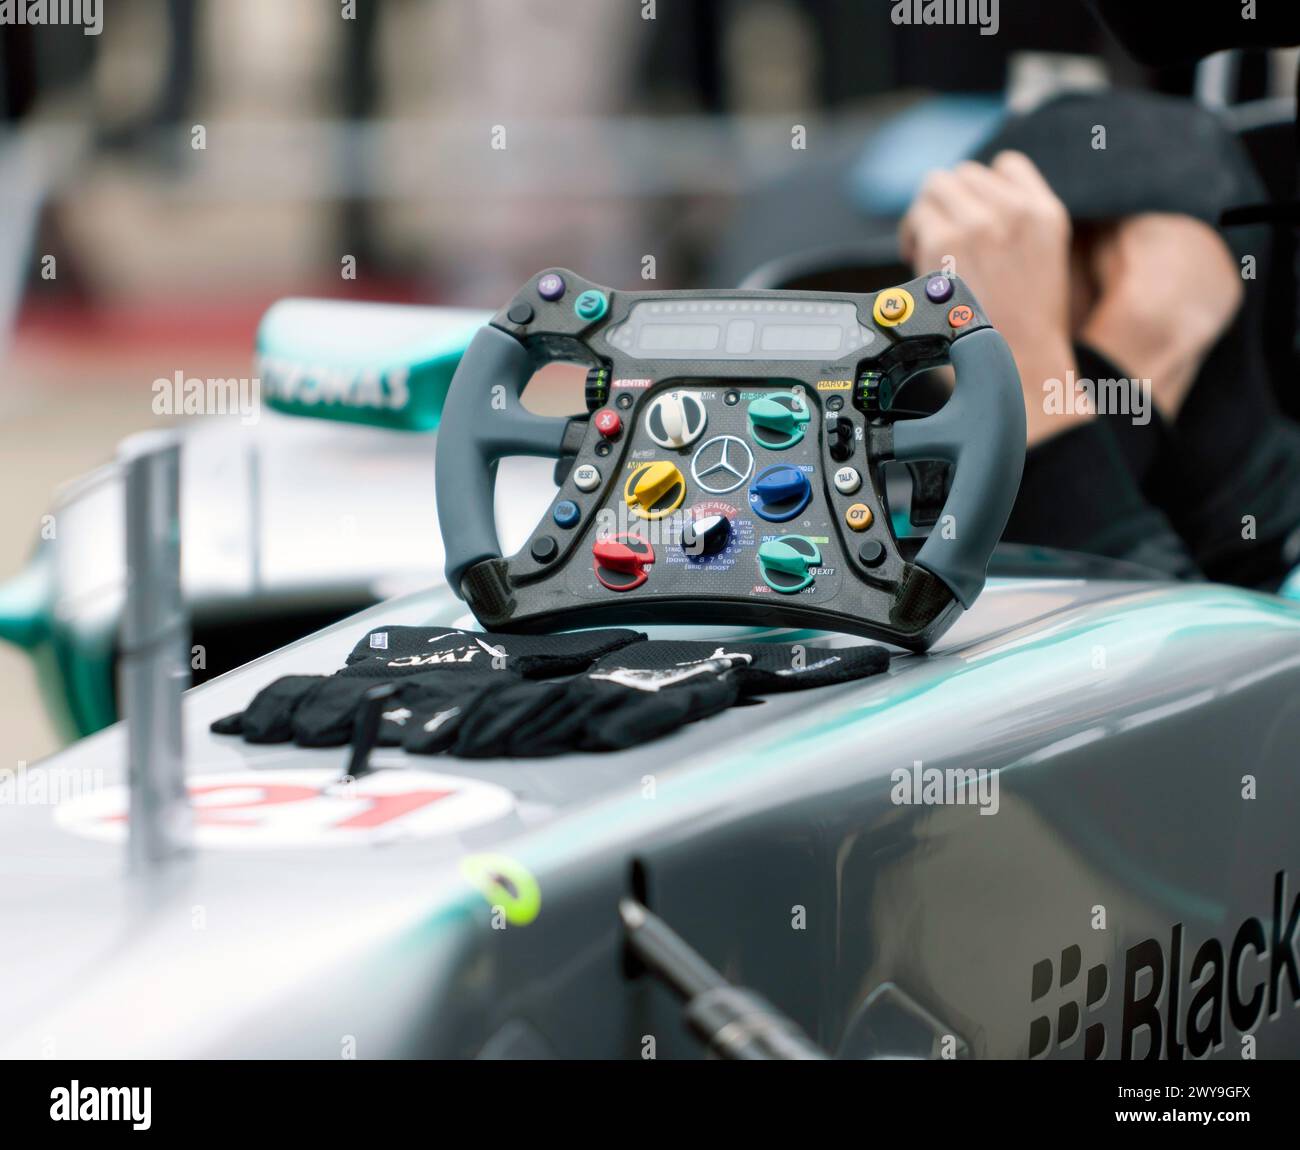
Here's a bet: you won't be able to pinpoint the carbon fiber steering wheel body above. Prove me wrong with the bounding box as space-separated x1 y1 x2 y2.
436 269 1025 650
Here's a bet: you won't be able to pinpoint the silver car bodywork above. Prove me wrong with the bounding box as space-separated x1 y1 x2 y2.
3 570 1298 1059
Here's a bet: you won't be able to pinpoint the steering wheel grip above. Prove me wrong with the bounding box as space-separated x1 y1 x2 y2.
441 323 1024 608
438 325 569 588
892 327 1026 607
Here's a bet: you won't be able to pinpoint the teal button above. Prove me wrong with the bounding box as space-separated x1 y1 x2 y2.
574 290 608 322
758 536 821 593
747 391 810 449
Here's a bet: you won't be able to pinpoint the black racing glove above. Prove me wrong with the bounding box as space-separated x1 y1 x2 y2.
210 626 645 747
382 639 892 758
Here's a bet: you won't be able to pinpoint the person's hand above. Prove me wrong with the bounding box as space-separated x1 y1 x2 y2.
1081 213 1243 417
900 151 1082 446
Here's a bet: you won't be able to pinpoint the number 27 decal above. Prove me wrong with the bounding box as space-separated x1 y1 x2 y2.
56 768 517 849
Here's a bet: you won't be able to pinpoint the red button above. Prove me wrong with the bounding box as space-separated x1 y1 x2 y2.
594 409 622 438
592 534 653 591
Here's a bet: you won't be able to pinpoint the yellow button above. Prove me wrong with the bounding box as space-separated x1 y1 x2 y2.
873 288 915 328
624 461 686 519
844 503 874 532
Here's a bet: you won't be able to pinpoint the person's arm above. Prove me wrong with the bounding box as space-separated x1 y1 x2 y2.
899 153 1201 578
1003 418 1201 578
1080 214 1243 423
901 152 1088 448
1081 213 1300 587
1161 327 1300 587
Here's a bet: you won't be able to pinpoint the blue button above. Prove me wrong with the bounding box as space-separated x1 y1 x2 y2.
574 290 608 322
925 275 954 303
553 500 580 528
753 466 807 503
749 464 812 522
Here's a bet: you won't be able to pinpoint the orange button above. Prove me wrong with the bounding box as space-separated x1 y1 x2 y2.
948 304 974 328
844 503 874 532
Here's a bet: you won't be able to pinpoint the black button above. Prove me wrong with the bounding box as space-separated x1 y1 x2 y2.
858 540 885 567
616 393 634 410
825 413 854 462
531 536 559 563
724 390 740 406
826 395 844 412
507 302 534 325
595 441 612 457
682 512 731 558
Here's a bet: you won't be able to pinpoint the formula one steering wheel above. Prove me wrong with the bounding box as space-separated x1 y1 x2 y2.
436 269 1024 650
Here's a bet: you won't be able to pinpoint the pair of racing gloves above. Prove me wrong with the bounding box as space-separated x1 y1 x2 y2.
211 627 890 759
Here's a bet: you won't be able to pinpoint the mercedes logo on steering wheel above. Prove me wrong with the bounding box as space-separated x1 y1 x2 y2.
690 435 754 494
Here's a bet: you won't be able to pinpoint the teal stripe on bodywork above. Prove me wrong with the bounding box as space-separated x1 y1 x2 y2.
415 583 1300 933
1281 564 1300 602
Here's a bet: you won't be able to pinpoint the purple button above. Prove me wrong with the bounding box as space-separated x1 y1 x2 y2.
925 275 954 304
537 273 566 301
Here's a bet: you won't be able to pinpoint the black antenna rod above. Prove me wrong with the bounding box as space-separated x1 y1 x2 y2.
619 898 828 1060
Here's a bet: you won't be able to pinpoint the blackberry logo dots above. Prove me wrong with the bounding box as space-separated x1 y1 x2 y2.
1027 871 1300 1060
1028 944 1109 1059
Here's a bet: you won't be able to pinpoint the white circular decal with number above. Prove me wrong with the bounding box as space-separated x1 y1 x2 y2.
54 768 516 849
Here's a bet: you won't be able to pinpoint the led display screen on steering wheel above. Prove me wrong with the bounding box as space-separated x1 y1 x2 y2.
436 269 1025 650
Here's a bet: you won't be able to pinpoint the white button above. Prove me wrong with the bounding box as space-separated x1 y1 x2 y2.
833 466 861 495
573 464 601 492
646 391 707 448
